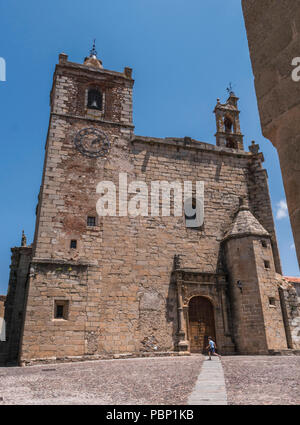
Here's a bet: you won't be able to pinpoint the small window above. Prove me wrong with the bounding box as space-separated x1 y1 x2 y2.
261 240 267 248
87 88 102 110
54 300 69 320
269 297 276 307
87 216 96 227
264 260 270 269
70 240 77 249
56 305 64 318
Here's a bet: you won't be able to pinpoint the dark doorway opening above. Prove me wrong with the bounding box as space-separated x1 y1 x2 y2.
188 296 216 353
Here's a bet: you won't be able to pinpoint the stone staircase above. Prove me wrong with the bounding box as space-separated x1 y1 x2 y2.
269 349 300 356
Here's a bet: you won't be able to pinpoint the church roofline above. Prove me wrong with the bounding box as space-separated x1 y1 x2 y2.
131 135 254 157
56 53 134 82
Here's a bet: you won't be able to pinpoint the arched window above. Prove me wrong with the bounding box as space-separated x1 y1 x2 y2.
87 88 102 110
224 117 233 133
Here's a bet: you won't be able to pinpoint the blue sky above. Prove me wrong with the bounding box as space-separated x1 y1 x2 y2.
0 0 298 293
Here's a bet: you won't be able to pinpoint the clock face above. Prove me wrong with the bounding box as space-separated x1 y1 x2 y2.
74 127 110 158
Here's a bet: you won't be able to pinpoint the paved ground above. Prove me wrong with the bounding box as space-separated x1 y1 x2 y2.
222 356 300 405
0 356 203 405
188 357 227 405
0 355 299 405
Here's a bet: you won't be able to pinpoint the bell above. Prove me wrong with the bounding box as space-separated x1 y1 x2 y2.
91 99 98 108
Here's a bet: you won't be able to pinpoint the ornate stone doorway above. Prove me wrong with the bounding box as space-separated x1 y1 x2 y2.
188 296 216 353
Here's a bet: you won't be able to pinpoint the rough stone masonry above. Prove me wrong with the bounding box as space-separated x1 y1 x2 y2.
242 0 300 265
1 49 299 366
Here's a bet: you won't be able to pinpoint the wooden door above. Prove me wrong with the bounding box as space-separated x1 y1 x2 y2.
188 296 215 353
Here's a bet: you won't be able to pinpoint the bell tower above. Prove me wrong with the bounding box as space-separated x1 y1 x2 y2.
213 88 244 150
32 44 135 260
18 46 137 364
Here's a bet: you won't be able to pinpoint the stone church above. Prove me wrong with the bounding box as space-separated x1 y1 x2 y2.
1 48 299 366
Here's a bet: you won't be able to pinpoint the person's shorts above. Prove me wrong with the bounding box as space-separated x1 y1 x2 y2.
208 348 215 353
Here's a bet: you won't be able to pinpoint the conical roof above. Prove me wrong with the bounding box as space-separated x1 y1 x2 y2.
223 199 269 241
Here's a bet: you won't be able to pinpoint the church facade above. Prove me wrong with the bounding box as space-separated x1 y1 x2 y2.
1 50 299 366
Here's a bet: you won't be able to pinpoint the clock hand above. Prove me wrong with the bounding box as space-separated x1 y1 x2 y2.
91 137 101 145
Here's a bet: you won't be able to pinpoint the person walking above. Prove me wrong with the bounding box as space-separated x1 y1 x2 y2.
206 336 221 360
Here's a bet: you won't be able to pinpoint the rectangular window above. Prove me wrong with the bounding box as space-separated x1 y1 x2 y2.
54 300 69 320
261 240 267 248
269 297 276 307
56 305 64 318
87 216 96 227
70 240 77 249
87 88 102 110
264 260 271 269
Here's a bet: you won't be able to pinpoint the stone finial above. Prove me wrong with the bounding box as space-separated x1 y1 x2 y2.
21 230 27 247
249 140 260 154
184 137 192 145
83 39 103 69
59 53 68 64
124 67 133 78
214 98 221 110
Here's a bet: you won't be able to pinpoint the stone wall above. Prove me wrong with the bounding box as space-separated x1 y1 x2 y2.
242 0 300 264
252 240 287 351
0 296 6 351
19 133 282 362
224 235 287 354
0 296 5 318
225 236 268 354
247 144 282 274
4 247 32 363
278 279 300 350
15 54 287 364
